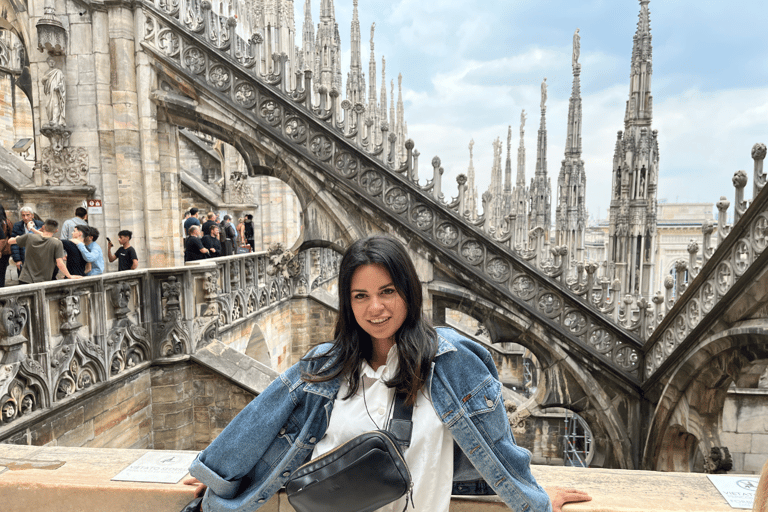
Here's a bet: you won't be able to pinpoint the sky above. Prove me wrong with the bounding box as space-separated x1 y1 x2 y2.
295 0 768 223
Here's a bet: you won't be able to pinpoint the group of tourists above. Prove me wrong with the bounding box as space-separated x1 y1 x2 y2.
0 204 138 285
183 207 255 262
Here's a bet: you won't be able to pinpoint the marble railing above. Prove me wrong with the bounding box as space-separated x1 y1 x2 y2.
0 243 343 431
0 444 751 512
0 251 281 429
643 143 768 380
139 0 643 383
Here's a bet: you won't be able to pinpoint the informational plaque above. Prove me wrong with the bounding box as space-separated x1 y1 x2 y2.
708 474 760 509
112 451 198 484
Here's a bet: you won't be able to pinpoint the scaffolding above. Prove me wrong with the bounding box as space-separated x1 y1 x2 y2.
563 409 593 467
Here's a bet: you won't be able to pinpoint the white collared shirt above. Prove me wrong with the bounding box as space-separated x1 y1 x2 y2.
312 345 454 512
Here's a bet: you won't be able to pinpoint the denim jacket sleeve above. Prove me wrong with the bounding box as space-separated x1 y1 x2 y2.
190 365 301 499
431 328 552 512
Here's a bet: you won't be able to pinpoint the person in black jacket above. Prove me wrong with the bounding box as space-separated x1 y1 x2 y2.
11 206 43 279
219 215 236 256
184 225 209 262
202 225 222 258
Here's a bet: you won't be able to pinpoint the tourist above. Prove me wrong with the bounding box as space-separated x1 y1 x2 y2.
73 226 104 276
184 207 201 234
201 211 218 236
8 219 81 283
0 204 11 287
183 235 590 511
10 206 42 278
202 225 222 257
60 207 88 241
107 230 138 271
61 226 89 278
243 213 255 252
184 225 209 262
219 215 236 256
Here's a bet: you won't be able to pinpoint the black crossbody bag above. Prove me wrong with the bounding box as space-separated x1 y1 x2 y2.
285 391 414 512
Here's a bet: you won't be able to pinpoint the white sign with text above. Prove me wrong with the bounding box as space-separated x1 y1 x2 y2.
708 474 760 509
112 451 198 484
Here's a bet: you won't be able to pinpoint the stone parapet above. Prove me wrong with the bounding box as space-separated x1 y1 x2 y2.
0 444 747 512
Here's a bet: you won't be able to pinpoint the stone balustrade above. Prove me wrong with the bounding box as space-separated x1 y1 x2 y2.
0 250 295 433
0 443 751 512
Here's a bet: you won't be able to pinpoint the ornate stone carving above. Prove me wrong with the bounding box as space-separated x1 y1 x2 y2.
460 240 483 265
41 147 88 186
334 152 358 177
360 170 383 195
435 222 458 247
384 187 408 213
0 299 29 365
411 206 433 230
510 275 536 301
266 243 298 280
233 82 257 108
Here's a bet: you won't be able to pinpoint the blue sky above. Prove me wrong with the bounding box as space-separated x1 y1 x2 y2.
297 0 768 222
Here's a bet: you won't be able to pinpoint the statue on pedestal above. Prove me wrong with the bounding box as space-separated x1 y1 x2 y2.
42 57 65 127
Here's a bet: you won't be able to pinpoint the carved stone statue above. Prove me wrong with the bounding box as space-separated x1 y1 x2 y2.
520 110 526 138
573 29 580 66
704 447 733 474
42 57 65 126
540 78 547 110
468 139 474 160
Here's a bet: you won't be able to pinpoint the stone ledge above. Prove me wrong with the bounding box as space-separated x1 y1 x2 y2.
191 340 278 395
0 444 747 511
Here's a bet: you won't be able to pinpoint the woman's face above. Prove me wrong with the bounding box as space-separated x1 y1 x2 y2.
350 263 407 346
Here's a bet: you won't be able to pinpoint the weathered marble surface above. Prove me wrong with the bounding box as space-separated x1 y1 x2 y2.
0 444 746 512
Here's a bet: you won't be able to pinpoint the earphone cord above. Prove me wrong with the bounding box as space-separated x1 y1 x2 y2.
361 377 395 431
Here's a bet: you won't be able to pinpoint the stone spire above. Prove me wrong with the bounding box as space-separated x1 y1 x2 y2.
503 125 513 212
466 139 478 220
389 79 396 138
314 0 342 100
529 78 552 248
301 0 315 72
253 0 297 78
555 28 587 263
346 0 365 105
367 23 377 123
513 110 529 248
488 137 504 231
379 56 388 129
608 0 659 298
396 73 405 164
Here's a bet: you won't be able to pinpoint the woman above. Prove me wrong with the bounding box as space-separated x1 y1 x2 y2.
186 236 589 511
236 217 247 252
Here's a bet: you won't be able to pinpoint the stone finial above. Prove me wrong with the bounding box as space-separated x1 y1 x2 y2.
540 78 547 110
572 28 580 67
752 143 767 197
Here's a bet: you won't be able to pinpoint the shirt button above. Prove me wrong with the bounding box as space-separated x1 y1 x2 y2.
279 428 286 435
283 471 290 477
309 437 316 443
486 398 494 408
258 499 265 503
377 407 386 415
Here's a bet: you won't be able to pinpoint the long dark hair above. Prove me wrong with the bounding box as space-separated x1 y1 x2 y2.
305 236 437 405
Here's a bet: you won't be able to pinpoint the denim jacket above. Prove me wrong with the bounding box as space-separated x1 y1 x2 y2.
190 327 552 512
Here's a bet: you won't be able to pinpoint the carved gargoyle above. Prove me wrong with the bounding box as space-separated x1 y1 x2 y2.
704 447 733 474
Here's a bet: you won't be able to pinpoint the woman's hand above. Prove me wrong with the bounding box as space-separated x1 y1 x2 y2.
546 486 592 511
183 476 207 498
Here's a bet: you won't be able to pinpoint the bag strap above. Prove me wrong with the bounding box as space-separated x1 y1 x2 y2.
388 391 413 448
